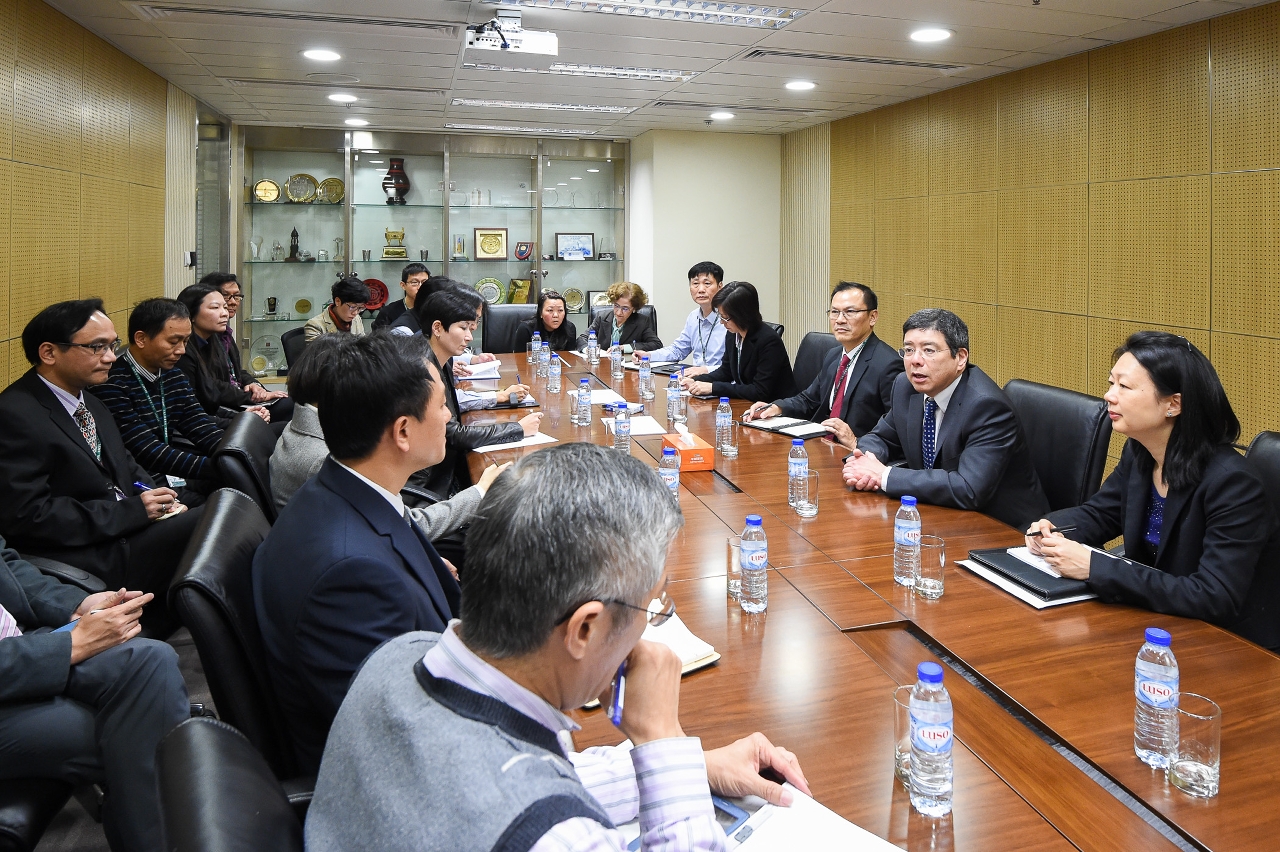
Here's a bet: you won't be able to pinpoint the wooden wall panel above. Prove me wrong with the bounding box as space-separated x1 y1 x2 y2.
80 36 130 181
902 295 996 369
830 113 873 200
0 0 15 162
129 184 166 306
831 197 874 289
874 197 927 295
1086 318 1211 399
997 54 1088 189
1211 170 1280 337
780 123 831 341
1212 3 1280 172
929 191 996 303
129 64 166 189
1212 332 1280 445
11 162 78 332
929 80 997 196
996 308 1088 393
12 0 81 172
7 339 22 384
0 160 9 344
997 185 1088 313
873 99 928 200
80 175 129 311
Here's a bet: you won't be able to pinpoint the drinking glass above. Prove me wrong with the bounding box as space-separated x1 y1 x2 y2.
1168 694 1221 798
727 535 742 601
795 471 819 518
720 420 739 459
894 685 913 789
915 536 946 599
525 343 535 368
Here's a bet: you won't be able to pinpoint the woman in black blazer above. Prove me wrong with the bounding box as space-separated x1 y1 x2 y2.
576 282 662 351
513 289 579 352
1028 331 1280 651
681 281 797 403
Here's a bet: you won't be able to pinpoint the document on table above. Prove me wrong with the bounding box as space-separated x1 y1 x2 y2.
1007 545 1062 577
624 360 676 370
742 416 807 431
603 415 667 436
589 388 627 406
468 432 557 455
731 786 900 850
777 422 830 439
957 560 1096 609
460 360 502 380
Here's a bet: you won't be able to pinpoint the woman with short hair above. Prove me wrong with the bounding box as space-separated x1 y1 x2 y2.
304 276 370 343
681 281 796 403
577 281 662 351
514 289 578 352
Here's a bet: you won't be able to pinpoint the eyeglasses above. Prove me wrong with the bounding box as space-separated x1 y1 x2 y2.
222 293 244 303
898 346 952 360
57 340 120 356
613 304 633 315
828 308 870 320
554 588 675 627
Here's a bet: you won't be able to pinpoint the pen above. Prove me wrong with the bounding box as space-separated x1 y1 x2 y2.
607 661 627 726
133 481 152 492
1027 525 1077 537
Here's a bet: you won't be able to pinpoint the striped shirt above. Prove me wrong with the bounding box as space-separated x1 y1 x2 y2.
0 603 20 639
90 354 224 481
424 622 726 852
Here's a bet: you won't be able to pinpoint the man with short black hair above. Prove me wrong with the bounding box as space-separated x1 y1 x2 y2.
304 276 370 342
633 261 724 375
253 331 460 773
372 262 429 332
844 308 1049 529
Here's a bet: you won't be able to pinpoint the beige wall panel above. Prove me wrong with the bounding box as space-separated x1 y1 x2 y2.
873 99 928 200
106 308 126 343
1089 176 1210 328
80 37 130 181
1212 3 1280 172
80 175 128 311
874 197 927 296
11 162 78 333
1211 170 1280 337
1090 23 1209 182
929 191 996 303
996 307 1088 392
780 123 831 340
128 184 165 305
929 80 997 196
831 197 874 290
830 113 873 201
903 295 997 369
128 64 167 189
1086 317 1210 399
998 184 1088 313
997 54 1087 189
7 338 23 384
1212 331 1280 444
0 0 15 162
873 291 909 347
12 0 81 171
0 160 9 343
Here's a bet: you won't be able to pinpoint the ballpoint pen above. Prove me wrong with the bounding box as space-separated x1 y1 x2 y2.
1027 525 1077 537
608 661 627 726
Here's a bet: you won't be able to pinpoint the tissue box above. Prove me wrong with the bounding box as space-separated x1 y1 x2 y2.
661 432 715 471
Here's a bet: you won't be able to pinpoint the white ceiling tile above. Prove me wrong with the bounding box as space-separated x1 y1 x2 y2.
1144 1 1245 24
1081 19 1172 41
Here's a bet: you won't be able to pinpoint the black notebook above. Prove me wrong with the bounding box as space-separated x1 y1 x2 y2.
967 548 1092 602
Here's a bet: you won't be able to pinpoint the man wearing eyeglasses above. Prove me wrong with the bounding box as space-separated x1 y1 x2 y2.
743 282 901 448
842 309 1048 529
308 444 810 852
0 300 204 633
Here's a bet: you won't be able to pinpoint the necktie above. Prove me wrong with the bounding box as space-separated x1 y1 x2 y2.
0 603 22 639
922 397 938 470
827 353 852 420
73 402 101 460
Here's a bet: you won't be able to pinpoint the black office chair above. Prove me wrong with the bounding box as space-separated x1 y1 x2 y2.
764 321 784 339
213 411 278 523
281 328 306 368
1004 379 1112 512
1246 431 1280 515
590 304 658 339
792 331 840 390
158 718 303 852
481 303 537 353
168 488 311 814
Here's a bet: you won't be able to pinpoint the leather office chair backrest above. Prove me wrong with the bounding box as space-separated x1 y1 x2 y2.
792 331 840 391
591 304 658 333
1246 431 1280 517
481 303 537 353
158 718 302 852
764 321 784 340
0 780 72 852
168 488 299 779
214 411 278 523
1004 379 1112 512
281 328 306 368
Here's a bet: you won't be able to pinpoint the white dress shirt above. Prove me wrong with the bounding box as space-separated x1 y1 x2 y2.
335 461 405 517
881 372 962 491
828 340 867 409
37 375 85 417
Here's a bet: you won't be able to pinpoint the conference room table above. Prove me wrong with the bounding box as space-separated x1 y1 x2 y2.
461 352 1280 851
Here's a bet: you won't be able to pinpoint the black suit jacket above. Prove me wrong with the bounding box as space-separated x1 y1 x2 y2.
578 311 663 351
0 371 154 582
371 298 410 331
702 324 798 402
0 536 87 704
176 333 253 416
1047 443 1280 650
252 458 461 774
774 331 903 437
857 366 1049 529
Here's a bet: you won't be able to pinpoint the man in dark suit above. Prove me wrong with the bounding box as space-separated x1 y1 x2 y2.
744 282 902 448
844 308 1049 530
0 537 189 852
0 300 203 631
253 332 462 774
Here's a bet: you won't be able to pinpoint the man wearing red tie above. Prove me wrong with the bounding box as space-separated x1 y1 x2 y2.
744 282 902 449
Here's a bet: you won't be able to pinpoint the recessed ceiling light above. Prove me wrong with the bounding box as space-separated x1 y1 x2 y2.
328 93 358 103
492 0 805 30
462 60 697 83
303 49 341 61
344 118 369 126
570 176 582 180
785 80 815 91
445 122 599 136
910 28 952 43
710 111 735 120
557 182 568 186
450 97 633 113
587 168 600 173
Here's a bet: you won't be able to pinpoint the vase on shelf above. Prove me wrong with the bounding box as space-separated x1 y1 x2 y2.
382 158 410 205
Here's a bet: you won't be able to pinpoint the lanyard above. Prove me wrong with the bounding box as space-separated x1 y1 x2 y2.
694 314 716 364
128 360 168 444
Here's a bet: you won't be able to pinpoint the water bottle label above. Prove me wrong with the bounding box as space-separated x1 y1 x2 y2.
717 412 730 428
741 543 767 570
788 459 807 478
660 469 678 490
910 712 953 754
894 519 922 546
616 420 630 438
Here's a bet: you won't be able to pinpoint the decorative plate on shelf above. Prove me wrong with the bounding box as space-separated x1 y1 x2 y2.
563 288 586 312
364 278 390 311
590 291 612 308
284 173 319 203
316 178 345 204
249 335 284 373
294 298 313 315
475 277 505 305
252 179 280 203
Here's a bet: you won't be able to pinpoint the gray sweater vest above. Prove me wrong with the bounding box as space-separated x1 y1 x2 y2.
306 632 613 852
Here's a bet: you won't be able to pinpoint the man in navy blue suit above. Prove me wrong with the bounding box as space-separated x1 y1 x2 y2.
252 332 460 774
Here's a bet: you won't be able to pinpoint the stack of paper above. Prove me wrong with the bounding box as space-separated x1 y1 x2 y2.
589 388 627 406
461 360 502 380
642 610 719 673
469 432 558 454
603 415 668 436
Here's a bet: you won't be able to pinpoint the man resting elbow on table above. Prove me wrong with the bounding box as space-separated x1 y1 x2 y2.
1025 332 1280 652
307 444 809 852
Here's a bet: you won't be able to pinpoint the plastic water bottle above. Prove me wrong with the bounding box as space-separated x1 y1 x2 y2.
575 378 592 426
909 661 953 817
893 496 922 587
639 356 655 400
548 352 562 393
613 403 631 452
531 331 542 365
740 515 768 613
538 343 550 378
587 329 600 365
666 373 686 423
659 447 680 495
610 346 624 380
787 439 808 506
1134 627 1179 769
716 397 732 449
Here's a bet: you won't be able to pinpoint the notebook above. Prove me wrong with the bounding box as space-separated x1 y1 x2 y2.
965 548 1095 603
742 417 830 440
582 611 719 709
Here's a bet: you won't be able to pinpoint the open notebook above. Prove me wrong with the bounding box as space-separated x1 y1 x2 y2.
582 611 719 709
741 416 830 440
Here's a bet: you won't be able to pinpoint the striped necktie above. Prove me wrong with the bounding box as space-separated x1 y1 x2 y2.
0 603 22 639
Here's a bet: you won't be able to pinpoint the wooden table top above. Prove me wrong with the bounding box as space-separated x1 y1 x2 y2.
462 352 1276 851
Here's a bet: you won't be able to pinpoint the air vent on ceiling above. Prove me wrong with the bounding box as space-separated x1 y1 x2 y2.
742 48 965 72
226 79 446 97
651 100 816 115
129 3 462 36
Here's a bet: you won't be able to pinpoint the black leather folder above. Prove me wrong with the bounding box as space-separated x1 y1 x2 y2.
967 548 1092 601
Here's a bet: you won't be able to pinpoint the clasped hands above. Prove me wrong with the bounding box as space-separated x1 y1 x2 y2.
842 448 888 491
1024 519 1092 579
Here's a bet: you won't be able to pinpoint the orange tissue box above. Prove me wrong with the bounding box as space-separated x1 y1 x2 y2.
662 432 715 472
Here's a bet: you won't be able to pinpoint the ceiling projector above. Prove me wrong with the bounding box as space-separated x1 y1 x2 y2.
465 9 558 65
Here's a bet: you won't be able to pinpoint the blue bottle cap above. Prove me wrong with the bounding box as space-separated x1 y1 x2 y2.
663 447 676 455
917 662 944 684
580 378 590 384
543 343 550 349
551 353 559 360
641 355 649 361
792 438 805 446
1145 627 1172 646
901 496 918 506
720 397 729 403
745 514 763 526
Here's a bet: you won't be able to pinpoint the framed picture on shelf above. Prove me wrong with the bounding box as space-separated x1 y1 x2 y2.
555 232 595 260
474 227 508 260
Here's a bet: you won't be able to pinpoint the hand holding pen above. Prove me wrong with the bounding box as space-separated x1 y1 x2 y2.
601 639 685 745
133 481 185 521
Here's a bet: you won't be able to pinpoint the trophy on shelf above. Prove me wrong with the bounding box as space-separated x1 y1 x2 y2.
452 234 467 261
333 236 345 262
250 236 263 260
271 240 284 261
266 297 278 316
285 228 301 262
382 228 408 260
